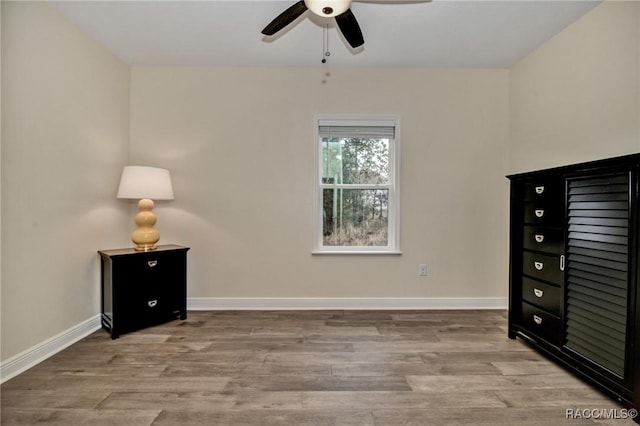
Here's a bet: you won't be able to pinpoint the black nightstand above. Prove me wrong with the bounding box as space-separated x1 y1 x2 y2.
98 244 189 339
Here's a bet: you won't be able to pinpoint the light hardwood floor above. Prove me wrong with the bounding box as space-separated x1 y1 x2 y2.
1 310 637 425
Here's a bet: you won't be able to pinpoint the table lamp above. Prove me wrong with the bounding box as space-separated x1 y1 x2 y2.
117 166 174 251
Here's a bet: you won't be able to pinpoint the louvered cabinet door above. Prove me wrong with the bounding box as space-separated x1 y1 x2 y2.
566 173 631 380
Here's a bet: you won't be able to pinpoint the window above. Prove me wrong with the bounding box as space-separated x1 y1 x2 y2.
313 117 400 253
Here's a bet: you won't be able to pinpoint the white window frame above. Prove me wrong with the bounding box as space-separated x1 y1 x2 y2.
312 115 401 254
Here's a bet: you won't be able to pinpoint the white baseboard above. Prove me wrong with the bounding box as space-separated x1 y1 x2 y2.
188 297 508 311
0 315 102 384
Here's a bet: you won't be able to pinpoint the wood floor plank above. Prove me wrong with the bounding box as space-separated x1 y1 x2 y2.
199 341 355 353
222 374 412 392
162 361 332 377
20 364 169 378
152 409 375 426
491 359 569 376
3 376 232 393
250 325 382 337
494 388 616 408
263 351 425 364
371 407 607 425
165 335 304 344
332 361 501 377
406 373 591 392
419 349 544 363
0 408 161 426
96 391 238 410
1 309 634 426
304 333 441 343
230 391 304 410
98 390 305 410
353 340 532 353
0 389 111 409
301 390 507 409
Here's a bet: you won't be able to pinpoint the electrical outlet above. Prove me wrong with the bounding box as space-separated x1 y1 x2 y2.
419 264 428 276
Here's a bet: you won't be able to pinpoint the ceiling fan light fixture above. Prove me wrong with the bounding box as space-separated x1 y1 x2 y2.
304 0 351 17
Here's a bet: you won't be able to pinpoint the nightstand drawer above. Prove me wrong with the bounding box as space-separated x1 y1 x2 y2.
117 282 179 332
124 280 179 315
523 251 564 286
523 226 564 254
522 277 561 317
117 251 178 284
521 301 562 345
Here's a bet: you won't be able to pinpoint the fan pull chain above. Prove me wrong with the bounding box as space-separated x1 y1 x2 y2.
321 24 331 63
321 24 331 84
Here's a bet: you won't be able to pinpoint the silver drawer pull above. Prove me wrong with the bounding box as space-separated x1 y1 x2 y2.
148 300 158 308
533 315 543 325
535 209 545 218
560 255 565 272
534 288 544 298
534 234 545 243
148 260 158 268
535 186 545 195
534 261 544 271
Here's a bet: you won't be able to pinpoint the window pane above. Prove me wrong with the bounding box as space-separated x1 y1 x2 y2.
322 189 389 246
321 138 389 185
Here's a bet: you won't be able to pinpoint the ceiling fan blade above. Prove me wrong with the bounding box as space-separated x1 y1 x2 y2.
335 9 364 48
261 1 308 36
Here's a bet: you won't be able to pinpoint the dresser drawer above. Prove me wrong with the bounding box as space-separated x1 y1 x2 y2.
522 251 564 286
523 181 563 203
522 277 561 317
523 203 563 226
521 301 562 345
523 226 564 254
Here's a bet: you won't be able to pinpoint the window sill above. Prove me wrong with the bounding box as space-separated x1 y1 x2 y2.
312 250 402 255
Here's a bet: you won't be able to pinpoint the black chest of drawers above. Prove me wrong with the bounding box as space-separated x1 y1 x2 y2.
98 245 189 339
508 154 640 421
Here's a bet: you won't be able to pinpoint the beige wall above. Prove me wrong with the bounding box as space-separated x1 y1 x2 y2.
130 67 510 300
510 1 640 174
1 2 130 361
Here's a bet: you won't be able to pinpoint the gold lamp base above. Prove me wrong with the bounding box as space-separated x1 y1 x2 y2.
132 199 160 251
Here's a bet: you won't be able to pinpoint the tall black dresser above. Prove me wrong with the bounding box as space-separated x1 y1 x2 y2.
508 153 639 419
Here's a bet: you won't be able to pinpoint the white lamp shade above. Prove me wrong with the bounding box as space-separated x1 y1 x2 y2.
117 166 174 200
304 0 351 17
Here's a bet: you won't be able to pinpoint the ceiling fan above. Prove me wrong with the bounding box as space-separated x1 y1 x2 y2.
263 0 426 49
262 0 364 48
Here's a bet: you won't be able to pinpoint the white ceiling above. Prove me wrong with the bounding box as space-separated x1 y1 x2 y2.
50 0 601 68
